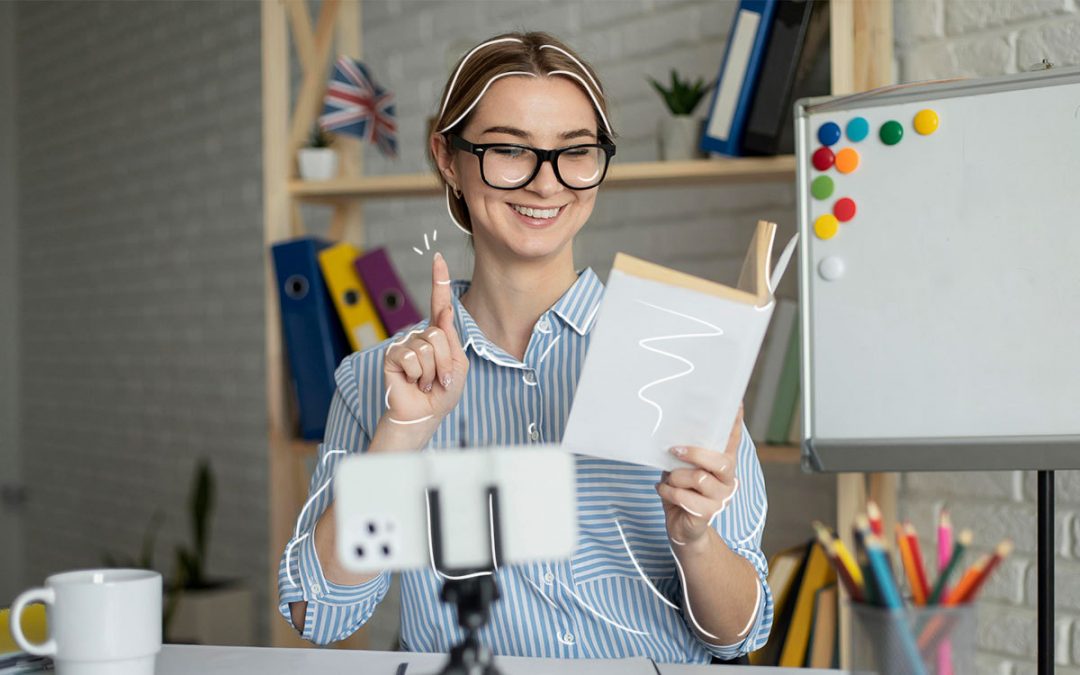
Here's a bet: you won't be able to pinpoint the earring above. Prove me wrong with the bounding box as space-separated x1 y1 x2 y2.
452 185 462 199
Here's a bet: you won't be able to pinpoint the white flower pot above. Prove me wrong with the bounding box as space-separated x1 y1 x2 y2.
166 583 254 645
657 116 706 161
297 147 339 181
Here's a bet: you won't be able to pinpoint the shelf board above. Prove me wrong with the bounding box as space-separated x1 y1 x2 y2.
288 156 796 201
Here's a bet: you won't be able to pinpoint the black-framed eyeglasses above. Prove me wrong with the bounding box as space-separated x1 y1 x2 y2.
446 133 616 190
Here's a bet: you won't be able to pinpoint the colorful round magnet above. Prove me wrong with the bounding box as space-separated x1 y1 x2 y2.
880 120 904 145
811 175 835 200
914 109 939 135
846 117 869 142
835 148 860 174
818 122 842 146
818 256 846 281
833 197 857 222
812 147 835 171
814 214 840 240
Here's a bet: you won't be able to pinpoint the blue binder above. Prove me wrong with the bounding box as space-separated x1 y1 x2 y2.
700 0 778 157
272 237 351 440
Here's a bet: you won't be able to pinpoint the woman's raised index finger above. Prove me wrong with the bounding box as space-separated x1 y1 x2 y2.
431 251 452 322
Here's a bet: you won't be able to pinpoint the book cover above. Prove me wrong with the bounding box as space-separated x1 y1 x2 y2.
561 221 798 470
317 242 388 353
354 247 423 335
271 237 351 440
746 297 797 441
779 541 837 666
766 319 800 444
742 0 831 156
805 583 838 668
700 0 779 157
751 540 812 666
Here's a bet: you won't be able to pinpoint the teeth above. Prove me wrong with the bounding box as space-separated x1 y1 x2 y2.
511 204 560 219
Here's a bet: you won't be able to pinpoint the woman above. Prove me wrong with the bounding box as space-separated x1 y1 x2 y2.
278 31 772 663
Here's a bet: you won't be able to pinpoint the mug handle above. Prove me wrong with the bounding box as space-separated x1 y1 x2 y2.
10 587 57 656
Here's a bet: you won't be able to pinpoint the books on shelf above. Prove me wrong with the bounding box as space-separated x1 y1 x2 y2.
702 0 831 158
746 297 797 442
272 239 418 440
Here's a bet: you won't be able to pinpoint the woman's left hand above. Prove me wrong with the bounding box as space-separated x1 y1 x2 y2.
656 406 744 548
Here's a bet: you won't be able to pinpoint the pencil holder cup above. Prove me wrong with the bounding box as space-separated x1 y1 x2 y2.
850 602 976 675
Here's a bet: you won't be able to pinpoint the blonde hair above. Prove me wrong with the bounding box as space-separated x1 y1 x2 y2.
429 32 616 234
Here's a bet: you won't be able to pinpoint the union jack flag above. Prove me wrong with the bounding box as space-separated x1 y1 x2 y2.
320 56 398 158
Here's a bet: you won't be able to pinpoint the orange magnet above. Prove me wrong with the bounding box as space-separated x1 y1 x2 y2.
914 109 940 135
835 148 860 174
814 214 840 240
834 197 857 222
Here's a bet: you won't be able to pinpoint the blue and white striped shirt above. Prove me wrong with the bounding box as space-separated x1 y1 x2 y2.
278 268 773 662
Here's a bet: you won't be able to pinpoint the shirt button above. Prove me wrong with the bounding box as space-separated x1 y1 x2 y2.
537 316 551 332
544 571 554 583
528 423 540 442
563 632 575 644
312 583 323 597
522 370 537 385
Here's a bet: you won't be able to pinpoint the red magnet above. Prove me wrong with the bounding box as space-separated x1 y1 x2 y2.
833 197 857 222
812 147 835 171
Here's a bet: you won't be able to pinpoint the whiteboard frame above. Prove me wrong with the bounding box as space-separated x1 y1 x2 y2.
795 66 1080 473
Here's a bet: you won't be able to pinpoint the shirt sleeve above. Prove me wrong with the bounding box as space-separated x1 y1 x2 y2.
685 421 774 660
277 355 393 645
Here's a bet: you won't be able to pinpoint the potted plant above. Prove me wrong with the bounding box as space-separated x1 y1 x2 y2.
297 124 339 180
165 459 255 646
647 70 712 161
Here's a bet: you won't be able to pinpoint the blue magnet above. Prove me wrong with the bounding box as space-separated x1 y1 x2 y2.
847 117 869 142
818 122 842 146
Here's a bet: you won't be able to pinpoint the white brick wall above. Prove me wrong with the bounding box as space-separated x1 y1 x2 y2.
894 2 1080 671
12 0 268 639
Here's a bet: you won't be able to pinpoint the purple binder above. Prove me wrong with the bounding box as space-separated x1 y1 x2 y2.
354 247 422 334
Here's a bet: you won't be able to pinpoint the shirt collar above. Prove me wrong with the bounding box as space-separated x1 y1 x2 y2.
448 267 604 356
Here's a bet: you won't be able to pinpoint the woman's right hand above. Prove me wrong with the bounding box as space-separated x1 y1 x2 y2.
380 252 469 435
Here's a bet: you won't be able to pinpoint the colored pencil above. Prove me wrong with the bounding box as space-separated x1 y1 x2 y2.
904 522 932 604
946 539 1013 605
833 536 866 592
867 500 885 537
937 509 953 573
928 529 972 605
896 523 926 605
864 534 928 675
813 521 865 602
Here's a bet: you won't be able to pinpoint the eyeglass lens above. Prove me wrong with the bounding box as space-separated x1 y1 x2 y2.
484 146 607 189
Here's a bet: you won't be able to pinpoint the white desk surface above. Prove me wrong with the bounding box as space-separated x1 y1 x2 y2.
157 644 852 674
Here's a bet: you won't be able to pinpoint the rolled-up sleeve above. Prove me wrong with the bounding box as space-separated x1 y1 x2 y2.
686 423 774 660
277 356 392 645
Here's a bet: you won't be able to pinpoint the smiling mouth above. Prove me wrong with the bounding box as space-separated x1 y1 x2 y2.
509 203 565 220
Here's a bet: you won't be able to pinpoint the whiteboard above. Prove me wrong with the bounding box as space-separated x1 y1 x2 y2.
795 67 1080 472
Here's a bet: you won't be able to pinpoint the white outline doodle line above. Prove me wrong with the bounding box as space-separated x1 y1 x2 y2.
413 229 439 256
383 328 441 426
285 448 347 587
634 301 724 435
670 542 761 643
556 580 650 637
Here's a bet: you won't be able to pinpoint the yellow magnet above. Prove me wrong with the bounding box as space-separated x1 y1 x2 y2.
814 214 840 240
914 109 939 135
835 147 860 174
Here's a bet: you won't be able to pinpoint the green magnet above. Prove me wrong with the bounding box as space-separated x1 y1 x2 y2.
880 120 904 145
811 175 835 200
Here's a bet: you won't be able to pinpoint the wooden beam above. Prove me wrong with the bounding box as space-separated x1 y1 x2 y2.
333 0 364 245
285 0 315 76
288 0 341 162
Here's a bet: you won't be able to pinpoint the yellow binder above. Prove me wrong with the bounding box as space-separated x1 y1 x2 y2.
317 242 387 352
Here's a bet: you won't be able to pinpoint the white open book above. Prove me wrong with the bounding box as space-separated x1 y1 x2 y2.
562 220 798 471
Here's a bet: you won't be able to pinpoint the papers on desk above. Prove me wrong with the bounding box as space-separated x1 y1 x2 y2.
562 221 797 471
0 652 52 674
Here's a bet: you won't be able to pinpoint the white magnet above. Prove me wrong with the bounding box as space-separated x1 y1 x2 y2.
818 256 845 281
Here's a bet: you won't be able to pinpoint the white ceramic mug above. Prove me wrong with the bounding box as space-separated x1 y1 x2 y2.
9 569 162 675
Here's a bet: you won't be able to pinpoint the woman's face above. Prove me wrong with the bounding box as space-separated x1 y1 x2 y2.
442 75 602 264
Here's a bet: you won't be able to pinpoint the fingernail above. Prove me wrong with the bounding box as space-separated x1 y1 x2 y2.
423 383 433 393
434 251 443 262
442 375 452 388
670 446 687 457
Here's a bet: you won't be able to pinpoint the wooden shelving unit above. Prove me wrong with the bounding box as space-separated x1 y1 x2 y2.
261 0 895 656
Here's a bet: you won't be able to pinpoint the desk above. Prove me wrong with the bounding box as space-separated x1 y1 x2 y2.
156 644 853 674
